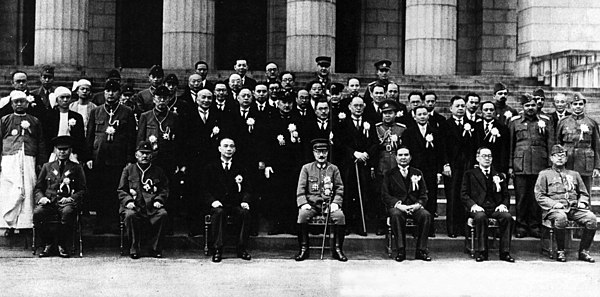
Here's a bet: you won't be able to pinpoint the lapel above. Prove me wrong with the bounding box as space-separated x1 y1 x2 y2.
391 167 407 193
474 168 487 191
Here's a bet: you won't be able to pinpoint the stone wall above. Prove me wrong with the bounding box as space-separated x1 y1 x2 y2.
358 0 404 76
267 0 287 68
516 0 600 76
480 0 517 75
88 0 116 71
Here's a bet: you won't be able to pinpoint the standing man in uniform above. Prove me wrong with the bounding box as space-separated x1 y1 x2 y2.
535 144 597 262
314 56 332 90
92 69 121 106
31 65 56 110
509 94 554 238
493 83 517 125
556 93 600 191
86 80 136 234
364 59 392 105
134 65 165 112
295 139 347 262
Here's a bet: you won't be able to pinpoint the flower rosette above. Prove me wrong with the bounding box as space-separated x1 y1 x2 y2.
26 95 36 107
410 175 421 191
396 110 404 118
492 175 503 192
363 122 371 138
322 176 333 197
288 123 299 143
235 174 243 192
142 179 157 194
537 120 546 135
425 133 434 148
338 112 346 121
68 118 77 131
105 125 116 142
11 129 18 136
246 117 255 133
277 134 285 146
20 120 31 136
489 127 500 143
462 122 473 137
211 126 220 138
580 123 590 140
503 110 512 120
149 135 158 150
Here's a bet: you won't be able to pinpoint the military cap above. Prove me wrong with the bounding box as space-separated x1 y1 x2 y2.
106 69 121 80
122 84 135 96
315 56 331 67
279 91 295 103
311 138 329 151
9 90 27 101
519 93 535 105
52 135 73 149
164 73 179 86
41 65 55 76
374 59 392 70
154 85 170 97
105 80 121 91
149 65 164 77
572 92 586 104
53 86 71 97
137 141 154 153
533 88 545 98
379 99 400 112
550 144 566 156
329 82 345 95
493 82 507 94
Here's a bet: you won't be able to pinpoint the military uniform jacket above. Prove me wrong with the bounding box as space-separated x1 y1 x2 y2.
509 113 554 175
556 113 600 175
535 168 590 219
375 122 406 175
137 109 184 166
34 160 86 208
461 167 509 211
494 103 518 126
202 160 251 208
381 166 428 208
117 163 169 216
86 104 136 166
0 113 47 165
296 162 344 208
31 86 56 109
134 87 156 113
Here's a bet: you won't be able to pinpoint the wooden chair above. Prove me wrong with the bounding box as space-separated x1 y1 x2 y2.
464 217 499 257
385 217 416 258
307 215 334 254
203 214 234 256
32 211 82 257
540 219 583 259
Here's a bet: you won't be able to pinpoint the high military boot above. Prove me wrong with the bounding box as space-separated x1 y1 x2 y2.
331 225 348 262
295 223 310 261
578 229 596 263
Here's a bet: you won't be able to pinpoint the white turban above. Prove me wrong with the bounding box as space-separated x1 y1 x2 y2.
54 86 71 97
72 79 92 92
9 90 27 101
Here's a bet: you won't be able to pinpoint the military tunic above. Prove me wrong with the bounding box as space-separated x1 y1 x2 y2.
375 122 406 175
556 113 600 177
296 161 345 225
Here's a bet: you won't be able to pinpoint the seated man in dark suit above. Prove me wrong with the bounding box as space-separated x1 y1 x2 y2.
461 147 515 262
203 137 252 263
34 136 86 258
117 141 169 259
381 146 432 262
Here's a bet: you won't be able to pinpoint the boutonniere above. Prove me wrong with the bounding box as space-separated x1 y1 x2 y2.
565 174 575 191
149 135 158 150
503 110 512 119
580 123 590 140
492 175 503 192
396 110 404 118
52 169 59 176
26 95 36 107
363 122 371 138
338 112 346 121
425 133 434 148
489 127 500 143
20 120 31 136
410 175 421 191
62 177 71 185
462 122 473 137
105 125 116 142
211 126 220 138
235 175 243 192
277 134 285 146
288 123 300 143
68 118 77 129
537 120 546 134
246 117 255 133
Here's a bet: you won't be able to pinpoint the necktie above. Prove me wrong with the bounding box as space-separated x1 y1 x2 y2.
401 167 408 178
483 169 489 179
355 119 361 129
242 110 247 119
456 119 462 126
199 110 207 123
224 162 230 172
259 105 264 112
59 161 65 175
484 122 490 134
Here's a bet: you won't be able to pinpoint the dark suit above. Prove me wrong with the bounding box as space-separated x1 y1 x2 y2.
461 167 512 253
476 120 510 174
441 116 480 236
549 110 571 136
241 76 257 90
382 166 431 251
203 160 251 250
43 110 88 161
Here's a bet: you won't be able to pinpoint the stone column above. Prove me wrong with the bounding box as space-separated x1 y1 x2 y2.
163 0 215 70
34 0 89 67
286 0 335 72
404 0 457 75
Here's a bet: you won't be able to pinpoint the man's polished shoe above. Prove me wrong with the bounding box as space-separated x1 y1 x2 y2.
415 250 432 261
58 246 70 258
475 251 487 262
212 250 222 263
150 250 163 258
556 250 567 262
130 253 140 259
578 250 595 263
332 248 347 262
237 250 251 261
356 230 367 237
448 234 457 238
295 248 309 261
499 253 515 263
375 228 386 236
394 252 406 262
38 244 53 258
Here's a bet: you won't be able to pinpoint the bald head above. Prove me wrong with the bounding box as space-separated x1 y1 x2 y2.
189 74 203 92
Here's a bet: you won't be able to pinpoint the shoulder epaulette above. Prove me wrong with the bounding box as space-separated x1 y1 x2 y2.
510 115 522 121
539 114 550 120
367 81 376 86
376 122 383 126
395 122 406 128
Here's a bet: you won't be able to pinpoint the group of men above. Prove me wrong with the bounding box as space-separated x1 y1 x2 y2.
0 56 597 263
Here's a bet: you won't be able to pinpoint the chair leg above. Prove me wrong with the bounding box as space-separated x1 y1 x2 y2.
470 227 475 257
78 214 83 257
119 221 125 256
32 226 36 255
204 222 209 256
386 224 392 258
548 228 554 259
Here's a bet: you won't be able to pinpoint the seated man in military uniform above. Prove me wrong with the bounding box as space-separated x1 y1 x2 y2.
295 139 347 262
535 144 597 262
117 141 169 259
34 136 86 258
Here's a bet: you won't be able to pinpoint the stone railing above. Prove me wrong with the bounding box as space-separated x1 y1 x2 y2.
531 50 600 88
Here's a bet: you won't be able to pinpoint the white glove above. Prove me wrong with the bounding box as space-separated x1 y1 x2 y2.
300 204 311 210
211 201 223 208
241 202 250 210
329 203 340 212
265 167 273 179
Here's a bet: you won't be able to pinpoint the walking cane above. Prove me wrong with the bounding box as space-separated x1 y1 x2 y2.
355 162 367 234
320 200 332 260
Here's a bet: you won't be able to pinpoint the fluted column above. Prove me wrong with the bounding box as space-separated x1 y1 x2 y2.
163 0 215 69
404 0 457 75
34 0 89 67
286 0 335 72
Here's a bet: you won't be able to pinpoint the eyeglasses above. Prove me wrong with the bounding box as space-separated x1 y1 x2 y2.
496 91 507 96
552 153 567 158
478 154 493 159
571 102 585 106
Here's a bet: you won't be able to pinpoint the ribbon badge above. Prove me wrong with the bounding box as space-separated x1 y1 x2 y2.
411 175 421 191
